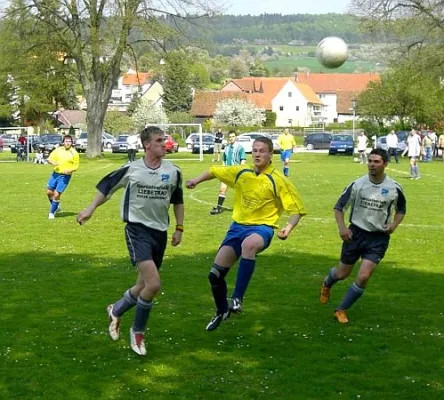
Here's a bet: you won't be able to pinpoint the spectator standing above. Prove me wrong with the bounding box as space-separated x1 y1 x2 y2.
212 128 224 163
386 130 399 163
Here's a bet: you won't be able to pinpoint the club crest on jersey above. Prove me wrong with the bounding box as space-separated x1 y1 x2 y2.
161 174 170 182
381 188 389 196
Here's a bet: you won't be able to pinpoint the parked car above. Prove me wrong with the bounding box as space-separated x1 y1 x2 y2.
75 132 114 152
237 132 272 153
270 134 281 154
304 132 332 150
186 133 227 149
38 134 63 152
329 134 354 155
376 136 407 154
102 132 116 149
191 134 215 154
111 134 140 153
165 134 179 153
0 133 18 148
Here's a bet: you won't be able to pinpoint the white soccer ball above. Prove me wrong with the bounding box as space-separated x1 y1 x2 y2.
353 157 360 163
316 37 348 69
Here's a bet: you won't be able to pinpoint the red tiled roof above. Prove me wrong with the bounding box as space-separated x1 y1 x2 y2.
191 91 270 117
336 91 361 114
226 78 322 105
122 72 152 86
294 72 380 93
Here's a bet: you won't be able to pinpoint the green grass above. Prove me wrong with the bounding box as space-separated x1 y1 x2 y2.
1 152 443 399
264 56 378 73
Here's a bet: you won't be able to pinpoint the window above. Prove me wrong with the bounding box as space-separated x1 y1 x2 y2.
279 106 284 111
296 106 299 111
288 92 292 97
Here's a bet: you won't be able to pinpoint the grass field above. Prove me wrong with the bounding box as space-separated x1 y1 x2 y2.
1 152 443 399
264 57 378 74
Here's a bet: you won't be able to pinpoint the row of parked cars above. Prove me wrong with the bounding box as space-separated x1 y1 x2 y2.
187 132 281 154
304 131 409 155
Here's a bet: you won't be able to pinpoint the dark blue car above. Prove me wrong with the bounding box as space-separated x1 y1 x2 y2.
329 134 354 155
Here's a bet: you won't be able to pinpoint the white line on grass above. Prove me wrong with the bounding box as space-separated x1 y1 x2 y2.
386 166 442 180
187 188 444 230
76 163 114 175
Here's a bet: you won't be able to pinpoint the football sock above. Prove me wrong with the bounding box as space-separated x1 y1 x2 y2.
132 296 153 333
410 166 414 177
283 167 289 176
50 200 60 214
208 264 229 314
232 258 256 300
415 165 420 176
337 282 364 310
324 267 338 287
217 194 226 209
112 289 137 317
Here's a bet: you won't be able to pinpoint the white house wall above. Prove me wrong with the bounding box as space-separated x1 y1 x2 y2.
272 81 310 127
317 93 337 123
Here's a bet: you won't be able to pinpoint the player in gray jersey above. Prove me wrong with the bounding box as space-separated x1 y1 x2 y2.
77 126 184 356
319 148 406 323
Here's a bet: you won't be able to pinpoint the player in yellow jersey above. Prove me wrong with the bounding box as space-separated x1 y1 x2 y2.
46 135 79 219
277 128 296 176
186 136 307 331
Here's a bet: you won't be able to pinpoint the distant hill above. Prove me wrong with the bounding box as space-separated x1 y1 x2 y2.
170 13 383 48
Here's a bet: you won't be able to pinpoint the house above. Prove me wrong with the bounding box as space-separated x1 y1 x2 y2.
107 70 163 111
294 72 380 123
53 109 87 135
192 78 323 127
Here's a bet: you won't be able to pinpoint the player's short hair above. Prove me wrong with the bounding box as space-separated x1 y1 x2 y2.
369 148 389 163
140 126 164 147
254 136 273 152
228 130 237 136
63 135 73 143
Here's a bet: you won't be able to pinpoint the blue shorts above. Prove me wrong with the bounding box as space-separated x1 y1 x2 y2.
280 149 293 162
47 172 72 193
220 222 274 258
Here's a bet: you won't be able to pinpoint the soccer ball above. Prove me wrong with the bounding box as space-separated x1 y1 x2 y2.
353 157 360 163
316 37 348 69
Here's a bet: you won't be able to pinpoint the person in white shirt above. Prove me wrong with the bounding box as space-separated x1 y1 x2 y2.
357 131 368 164
402 128 421 179
127 135 139 162
386 130 399 163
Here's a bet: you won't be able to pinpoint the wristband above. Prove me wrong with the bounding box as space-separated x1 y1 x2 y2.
175 225 184 232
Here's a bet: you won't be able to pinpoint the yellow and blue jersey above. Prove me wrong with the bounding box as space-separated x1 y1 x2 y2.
209 164 307 228
48 146 79 174
277 133 296 151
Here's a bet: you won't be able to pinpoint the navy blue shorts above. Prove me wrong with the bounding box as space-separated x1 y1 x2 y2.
280 149 293 162
125 223 167 268
340 224 390 265
220 222 274 258
47 172 72 193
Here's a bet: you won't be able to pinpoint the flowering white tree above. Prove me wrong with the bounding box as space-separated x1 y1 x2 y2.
213 98 265 127
132 98 169 131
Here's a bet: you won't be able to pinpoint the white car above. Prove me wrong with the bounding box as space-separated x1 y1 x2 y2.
237 132 276 153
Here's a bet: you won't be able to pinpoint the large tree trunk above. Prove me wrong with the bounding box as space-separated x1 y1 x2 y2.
85 95 107 158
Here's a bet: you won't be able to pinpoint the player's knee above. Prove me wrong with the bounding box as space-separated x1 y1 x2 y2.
208 264 229 286
241 240 261 257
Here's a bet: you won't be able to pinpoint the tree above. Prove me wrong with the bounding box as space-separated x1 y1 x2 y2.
132 98 169 131
3 0 221 157
162 51 193 113
213 98 265 127
104 111 133 134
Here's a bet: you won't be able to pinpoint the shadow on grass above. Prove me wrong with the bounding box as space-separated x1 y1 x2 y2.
1 250 443 399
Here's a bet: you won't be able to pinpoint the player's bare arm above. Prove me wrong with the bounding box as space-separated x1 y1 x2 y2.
334 209 352 242
385 212 405 235
186 171 214 189
77 191 107 225
171 203 184 246
277 214 304 240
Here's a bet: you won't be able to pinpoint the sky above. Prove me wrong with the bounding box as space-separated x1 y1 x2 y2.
225 0 350 15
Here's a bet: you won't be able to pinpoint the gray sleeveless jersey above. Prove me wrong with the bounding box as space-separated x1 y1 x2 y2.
96 158 183 231
334 174 406 232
